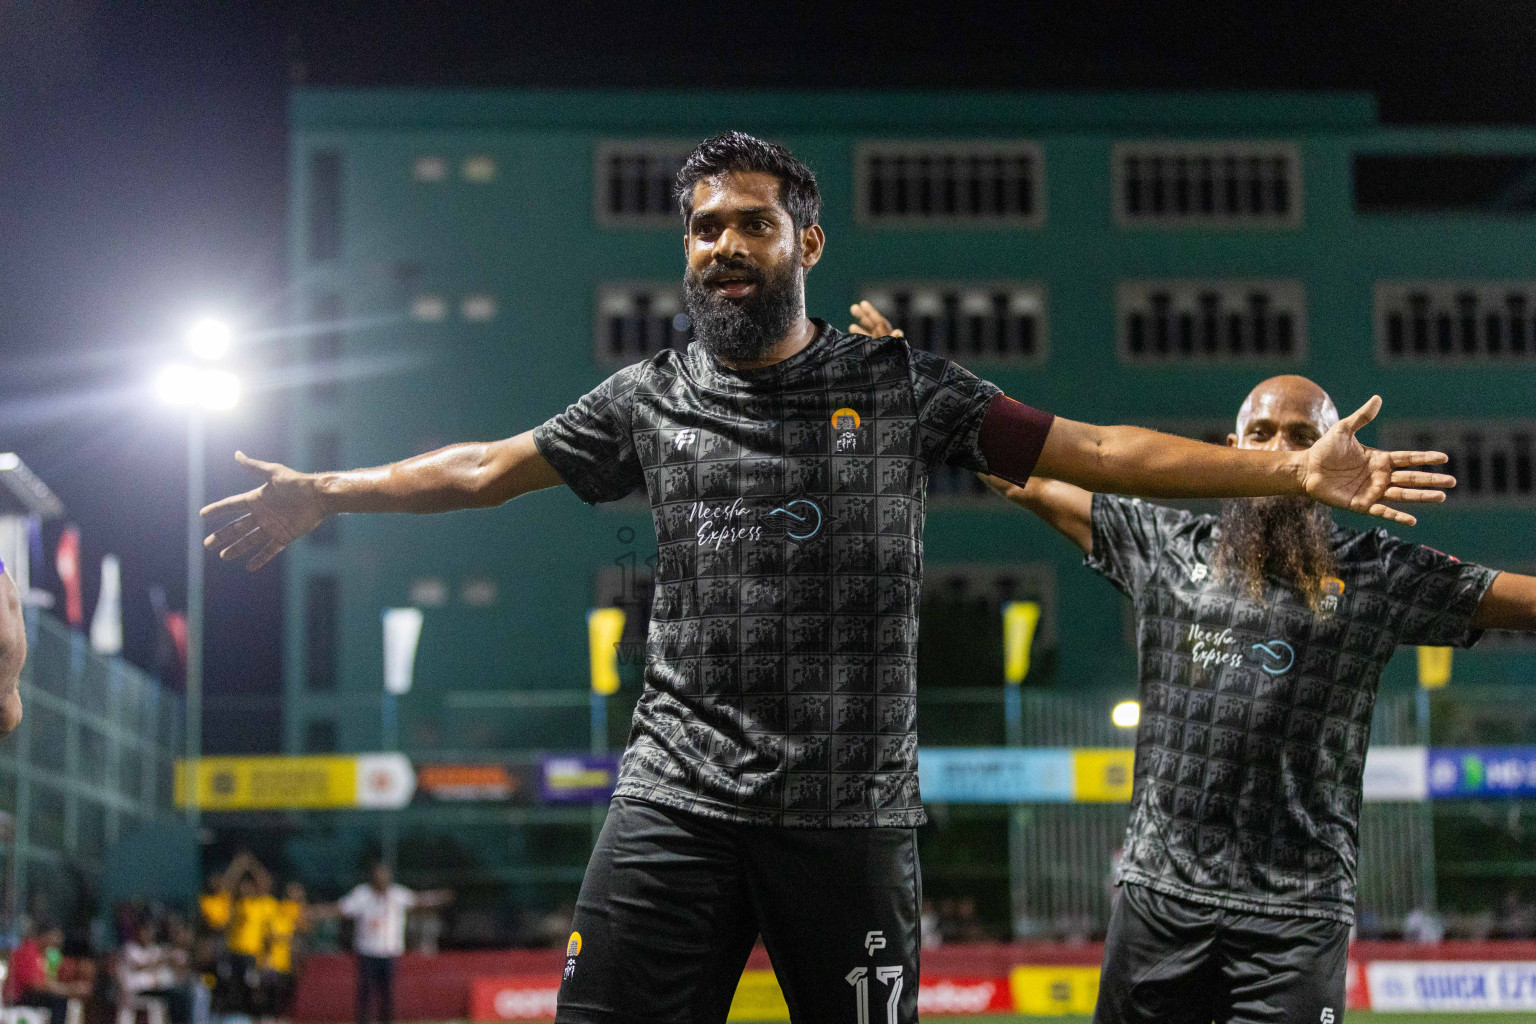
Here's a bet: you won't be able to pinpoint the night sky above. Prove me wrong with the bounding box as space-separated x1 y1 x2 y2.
4 0 1535 752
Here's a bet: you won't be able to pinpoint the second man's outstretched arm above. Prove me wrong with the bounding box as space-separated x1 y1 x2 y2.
201 431 564 571
848 299 1455 526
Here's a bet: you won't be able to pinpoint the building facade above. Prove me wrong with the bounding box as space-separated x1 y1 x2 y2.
285 90 1536 930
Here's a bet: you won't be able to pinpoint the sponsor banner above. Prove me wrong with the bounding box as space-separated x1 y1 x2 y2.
1362 746 1428 802
539 754 620 804
1367 961 1536 1012
727 969 789 1022
1428 747 1536 799
1072 749 1134 802
918 748 1074 804
1346 959 1370 1010
174 754 415 811
1009 966 1100 1015
918 976 1012 1014
417 764 533 803
469 977 561 1021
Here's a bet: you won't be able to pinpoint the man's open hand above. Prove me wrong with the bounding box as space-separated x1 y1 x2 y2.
201 452 330 571
849 300 903 339
1303 396 1456 526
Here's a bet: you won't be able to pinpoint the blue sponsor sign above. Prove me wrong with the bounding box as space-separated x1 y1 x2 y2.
1427 746 1536 799
917 748 1074 804
539 753 620 804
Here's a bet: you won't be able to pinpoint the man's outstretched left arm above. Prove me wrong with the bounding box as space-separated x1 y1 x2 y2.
1472 572 1536 631
1027 405 1452 527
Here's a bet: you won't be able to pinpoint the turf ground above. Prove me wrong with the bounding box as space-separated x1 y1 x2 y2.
906 1018 1536 1023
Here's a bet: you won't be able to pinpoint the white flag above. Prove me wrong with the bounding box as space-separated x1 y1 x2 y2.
382 607 424 695
89 554 122 655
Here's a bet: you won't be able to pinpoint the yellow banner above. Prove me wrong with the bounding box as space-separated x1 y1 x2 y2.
588 607 626 696
1009 965 1100 1015
175 755 358 810
1418 645 1453 689
1073 748 1135 802
727 970 789 1021
1002 601 1041 684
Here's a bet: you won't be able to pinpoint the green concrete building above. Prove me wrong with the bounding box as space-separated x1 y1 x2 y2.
282 89 1536 933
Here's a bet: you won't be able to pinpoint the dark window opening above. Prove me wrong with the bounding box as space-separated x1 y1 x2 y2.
304 719 338 754
1355 154 1536 214
305 575 339 691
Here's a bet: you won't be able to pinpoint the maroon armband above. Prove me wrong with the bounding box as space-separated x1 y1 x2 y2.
978 394 1055 484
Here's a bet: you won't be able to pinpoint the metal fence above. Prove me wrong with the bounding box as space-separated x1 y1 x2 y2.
1002 690 1435 935
0 609 183 925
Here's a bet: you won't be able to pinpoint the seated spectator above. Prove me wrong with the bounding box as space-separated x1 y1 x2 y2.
120 920 190 1024
5 923 89 1024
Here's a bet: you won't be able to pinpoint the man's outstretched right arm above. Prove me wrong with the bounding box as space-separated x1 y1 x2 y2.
202 430 564 571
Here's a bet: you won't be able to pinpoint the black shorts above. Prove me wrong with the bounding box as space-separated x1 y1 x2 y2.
1094 882 1349 1024
556 796 921 1024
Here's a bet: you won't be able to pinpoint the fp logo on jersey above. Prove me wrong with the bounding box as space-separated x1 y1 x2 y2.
864 930 886 955
832 407 862 452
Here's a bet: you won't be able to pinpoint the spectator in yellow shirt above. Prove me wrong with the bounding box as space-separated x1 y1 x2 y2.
261 883 308 1023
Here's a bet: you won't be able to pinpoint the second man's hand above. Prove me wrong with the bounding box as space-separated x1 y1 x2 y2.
202 452 330 572
849 300 902 339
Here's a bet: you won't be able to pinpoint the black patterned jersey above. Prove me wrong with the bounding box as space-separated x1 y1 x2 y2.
533 322 1018 827
1088 494 1497 921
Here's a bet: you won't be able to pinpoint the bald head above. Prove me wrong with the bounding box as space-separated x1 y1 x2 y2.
1228 375 1338 452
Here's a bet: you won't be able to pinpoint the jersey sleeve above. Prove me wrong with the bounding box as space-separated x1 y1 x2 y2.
1085 493 1189 599
335 886 366 918
393 885 421 909
1378 534 1498 648
532 362 646 504
908 348 1004 472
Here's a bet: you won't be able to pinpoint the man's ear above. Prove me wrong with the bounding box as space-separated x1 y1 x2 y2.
1226 432 1240 448
800 224 825 272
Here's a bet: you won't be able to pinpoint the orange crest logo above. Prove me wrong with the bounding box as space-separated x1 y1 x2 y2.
831 407 861 430
566 932 582 957
1320 577 1345 597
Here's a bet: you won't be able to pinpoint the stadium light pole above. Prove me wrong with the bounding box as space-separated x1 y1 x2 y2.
156 319 241 829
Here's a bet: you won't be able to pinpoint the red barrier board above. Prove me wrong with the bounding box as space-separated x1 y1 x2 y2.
916 976 1012 1014
469 977 563 1021
1347 960 1370 1010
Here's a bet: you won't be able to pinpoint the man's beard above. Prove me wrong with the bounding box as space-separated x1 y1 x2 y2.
1212 496 1337 608
683 251 803 364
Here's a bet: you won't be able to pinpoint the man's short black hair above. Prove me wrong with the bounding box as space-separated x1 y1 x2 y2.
675 131 821 231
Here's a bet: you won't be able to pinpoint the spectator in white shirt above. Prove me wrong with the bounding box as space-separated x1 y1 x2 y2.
311 864 450 1024
119 920 190 1024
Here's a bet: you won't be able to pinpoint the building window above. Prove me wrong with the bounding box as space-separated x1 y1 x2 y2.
308 294 343 404
306 149 342 262
303 719 338 754
929 465 993 502
595 141 692 226
410 295 447 322
1117 280 1306 363
1376 282 1536 362
413 156 447 182
595 284 691 364
1354 154 1536 214
309 432 340 546
305 575 339 691
1377 421 1534 504
1114 142 1301 227
461 294 498 321
461 155 497 183
856 141 1044 226
858 284 1046 363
